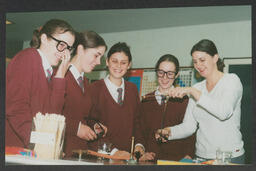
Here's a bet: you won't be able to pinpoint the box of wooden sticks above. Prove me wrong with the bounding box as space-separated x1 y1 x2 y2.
30 112 66 160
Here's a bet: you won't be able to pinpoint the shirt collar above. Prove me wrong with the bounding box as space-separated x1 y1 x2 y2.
155 86 162 103
104 74 125 90
104 75 125 102
155 85 174 104
69 64 84 81
37 49 52 75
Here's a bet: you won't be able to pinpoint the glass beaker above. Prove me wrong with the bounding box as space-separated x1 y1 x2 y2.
97 141 112 155
216 149 232 165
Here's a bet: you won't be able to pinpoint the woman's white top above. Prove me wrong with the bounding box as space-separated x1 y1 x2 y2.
169 73 244 159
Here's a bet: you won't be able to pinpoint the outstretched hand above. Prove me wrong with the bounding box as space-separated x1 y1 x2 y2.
168 87 201 101
168 87 189 98
113 150 130 160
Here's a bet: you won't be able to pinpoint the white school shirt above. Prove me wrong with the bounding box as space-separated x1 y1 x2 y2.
69 64 85 86
169 73 244 159
104 75 125 103
37 49 53 77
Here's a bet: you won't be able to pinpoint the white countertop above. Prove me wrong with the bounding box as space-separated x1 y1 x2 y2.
5 155 103 165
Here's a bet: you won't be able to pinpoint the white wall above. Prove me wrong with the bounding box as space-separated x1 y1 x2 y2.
100 20 251 68
23 20 251 68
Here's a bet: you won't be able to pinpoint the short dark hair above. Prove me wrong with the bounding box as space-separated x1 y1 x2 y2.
72 30 107 55
190 39 225 72
30 19 75 48
155 54 180 74
107 42 132 62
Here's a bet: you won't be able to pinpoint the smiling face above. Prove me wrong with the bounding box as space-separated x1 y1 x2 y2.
78 45 106 73
106 52 131 81
41 31 75 66
157 61 178 92
192 51 218 78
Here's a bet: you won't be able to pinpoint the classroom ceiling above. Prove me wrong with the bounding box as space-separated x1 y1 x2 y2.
6 5 251 42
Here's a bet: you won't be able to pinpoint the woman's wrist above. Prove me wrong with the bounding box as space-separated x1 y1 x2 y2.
189 87 201 101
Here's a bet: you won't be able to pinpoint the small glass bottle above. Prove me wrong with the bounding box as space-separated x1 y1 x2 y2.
216 148 222 164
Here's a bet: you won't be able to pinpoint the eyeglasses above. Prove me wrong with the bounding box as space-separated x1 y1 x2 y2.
48 35 74 52
156 69 176 79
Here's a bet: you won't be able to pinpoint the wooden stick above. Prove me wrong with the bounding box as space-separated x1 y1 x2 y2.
130 136 134 155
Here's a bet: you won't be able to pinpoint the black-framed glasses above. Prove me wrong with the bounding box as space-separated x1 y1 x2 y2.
156 69 176 79
48 35 74 52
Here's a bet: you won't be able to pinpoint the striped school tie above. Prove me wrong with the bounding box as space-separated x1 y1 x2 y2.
46 68 52 82
77 76 84 92
161 95 166 105
117 88 123 105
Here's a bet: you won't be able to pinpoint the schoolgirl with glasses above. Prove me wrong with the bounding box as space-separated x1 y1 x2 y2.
6 19 75 148
139 54 196 161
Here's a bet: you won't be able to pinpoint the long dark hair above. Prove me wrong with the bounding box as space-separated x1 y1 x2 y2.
190 39 225 72
72 30 107 55
30 19 75 48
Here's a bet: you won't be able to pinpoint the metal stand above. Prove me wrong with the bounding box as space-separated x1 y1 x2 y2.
127 156 137 164
126 136 137 164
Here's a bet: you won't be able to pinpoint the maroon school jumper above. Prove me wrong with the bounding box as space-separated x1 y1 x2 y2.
62 70 92 158
140 91 196 161
87 79 142 152
6 48 66 148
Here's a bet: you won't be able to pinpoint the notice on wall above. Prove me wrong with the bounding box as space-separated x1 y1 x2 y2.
124 69 144 96
86 67 194 98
